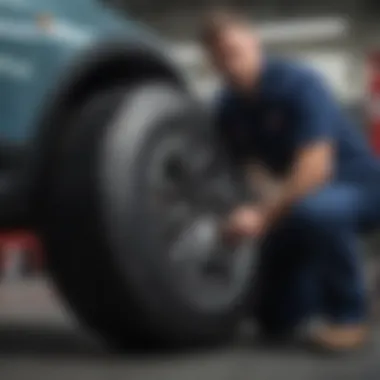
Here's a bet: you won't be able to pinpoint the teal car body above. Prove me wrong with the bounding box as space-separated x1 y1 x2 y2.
0 0 185 226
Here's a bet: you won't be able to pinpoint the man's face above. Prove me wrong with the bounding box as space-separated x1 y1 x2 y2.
206 25 261 91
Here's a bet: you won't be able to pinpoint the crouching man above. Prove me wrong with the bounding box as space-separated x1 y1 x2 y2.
200 8 380 353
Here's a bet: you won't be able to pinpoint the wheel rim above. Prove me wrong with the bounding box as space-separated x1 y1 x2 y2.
145 128 255 311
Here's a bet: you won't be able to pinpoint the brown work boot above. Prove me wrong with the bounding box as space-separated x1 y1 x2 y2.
308 324 369 354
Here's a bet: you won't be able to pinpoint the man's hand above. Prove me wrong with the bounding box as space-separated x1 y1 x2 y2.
222 206 265 244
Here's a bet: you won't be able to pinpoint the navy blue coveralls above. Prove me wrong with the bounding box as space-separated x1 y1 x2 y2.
216 57 380 332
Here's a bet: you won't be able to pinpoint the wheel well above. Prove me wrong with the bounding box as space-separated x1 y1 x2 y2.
29 51 186 218
58 52 184 113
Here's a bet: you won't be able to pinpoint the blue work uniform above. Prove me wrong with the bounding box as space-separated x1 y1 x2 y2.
216 57 380 332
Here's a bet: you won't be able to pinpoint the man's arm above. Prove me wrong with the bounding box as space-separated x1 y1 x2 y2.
258 71 336 229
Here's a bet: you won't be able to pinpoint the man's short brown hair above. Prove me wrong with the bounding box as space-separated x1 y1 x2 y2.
199 7 249 47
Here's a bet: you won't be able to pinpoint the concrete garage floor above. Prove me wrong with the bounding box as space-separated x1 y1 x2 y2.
0 278 379 380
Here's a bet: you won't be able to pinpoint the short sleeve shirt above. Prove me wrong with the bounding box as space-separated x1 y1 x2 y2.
215 57 377 181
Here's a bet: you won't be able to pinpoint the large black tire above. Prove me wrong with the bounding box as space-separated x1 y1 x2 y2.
41 82 255 349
